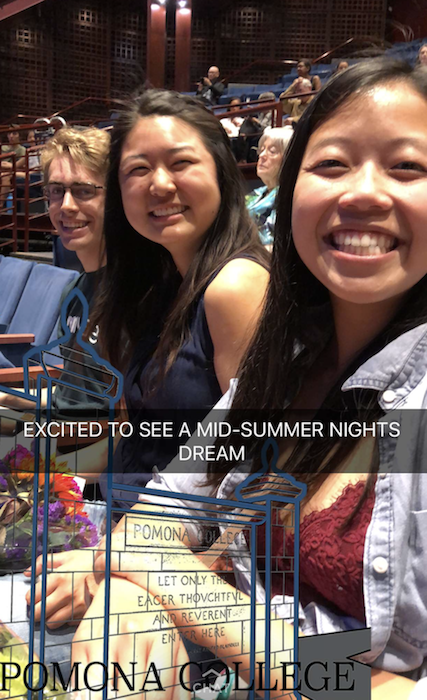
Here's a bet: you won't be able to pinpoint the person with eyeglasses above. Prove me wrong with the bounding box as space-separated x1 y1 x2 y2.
38 125 114 420
245 126 293 247
0 127 112 668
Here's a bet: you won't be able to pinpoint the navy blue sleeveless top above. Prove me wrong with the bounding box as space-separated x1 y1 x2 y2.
101 257 259 506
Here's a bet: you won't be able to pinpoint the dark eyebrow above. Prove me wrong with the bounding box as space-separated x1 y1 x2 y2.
310 136 427 151
47 180 97 186
121 146 196 166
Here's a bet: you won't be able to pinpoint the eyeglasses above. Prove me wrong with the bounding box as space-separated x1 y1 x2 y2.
43 183 105 202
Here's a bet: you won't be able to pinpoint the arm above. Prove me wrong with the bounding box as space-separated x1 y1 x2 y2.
0 387 48 410
311 74 321 91
92 521 417 699
279 82 297 100
372 669 415 699
211 80 225 99
204 258 269 393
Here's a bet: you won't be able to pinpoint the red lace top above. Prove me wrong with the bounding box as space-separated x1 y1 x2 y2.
254 480 376 623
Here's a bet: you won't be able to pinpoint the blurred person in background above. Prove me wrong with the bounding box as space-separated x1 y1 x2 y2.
220 97 244 137
336 60 349 72
239 91 277 162
280 77 314 124
295 57 321 90
417 43 427 67
0 126 26 206
196 65 225 105
245 126 293 246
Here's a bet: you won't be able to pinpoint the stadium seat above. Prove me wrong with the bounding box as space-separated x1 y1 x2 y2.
0 257 35 330
0 263 79 368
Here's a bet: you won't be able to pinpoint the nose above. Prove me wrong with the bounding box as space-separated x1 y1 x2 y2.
149 167 176 197
60 189 79 213
338 163 392 213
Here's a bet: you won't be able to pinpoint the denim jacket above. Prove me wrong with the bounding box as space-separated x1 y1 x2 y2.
143 322 427 682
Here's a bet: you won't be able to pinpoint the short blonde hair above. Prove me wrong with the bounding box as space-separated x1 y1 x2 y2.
41 126 110 184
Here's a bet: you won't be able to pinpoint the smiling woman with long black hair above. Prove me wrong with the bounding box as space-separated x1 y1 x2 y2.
91 90 269 503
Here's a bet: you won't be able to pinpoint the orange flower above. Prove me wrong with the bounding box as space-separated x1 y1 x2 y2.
50 473 85 515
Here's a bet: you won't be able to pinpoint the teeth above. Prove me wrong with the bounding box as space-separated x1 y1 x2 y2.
330 232 396 256
62 222 87 229
152 206 186 217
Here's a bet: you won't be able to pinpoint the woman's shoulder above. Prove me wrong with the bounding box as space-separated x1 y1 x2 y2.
204 257 269 303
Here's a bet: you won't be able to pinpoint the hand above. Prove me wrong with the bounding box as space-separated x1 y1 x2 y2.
72 578 191 700
94 504 197 590
24 548 96 628
283 117 294 126
203 77 212 86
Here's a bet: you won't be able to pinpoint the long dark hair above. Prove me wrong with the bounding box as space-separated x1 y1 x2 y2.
211 59 427 501
92 89 268 374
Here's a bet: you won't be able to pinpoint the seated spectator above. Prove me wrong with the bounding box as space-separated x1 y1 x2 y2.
196 65 225 105
336 60 349 72
245 126 293 246
17 129 42 176
280 77 314 124
220 97 244 137
417 43 427 67
1 126 26 166
239 91 277 162
26 130 36 148
0 126 26 206
294 57 321 91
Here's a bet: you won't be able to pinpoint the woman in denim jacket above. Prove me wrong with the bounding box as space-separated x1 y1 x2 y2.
74 60 427 699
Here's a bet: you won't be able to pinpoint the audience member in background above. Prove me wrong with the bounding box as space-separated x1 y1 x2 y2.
417 43 427 67
336 60 349 72
239 91 276 162
196 65 224 105
1 126 26 164
280 77 314 124
246 126 293 246
0 126 26 206
16 129 41 176
295 57 321 90
26 130 36 147
220 97 244 137
90 89 269 506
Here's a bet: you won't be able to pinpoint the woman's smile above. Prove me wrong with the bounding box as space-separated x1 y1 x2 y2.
119 115 221 272
292 83 427 305
325 230 399 257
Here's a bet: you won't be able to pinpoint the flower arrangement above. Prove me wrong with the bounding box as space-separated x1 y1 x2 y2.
0 445 98 569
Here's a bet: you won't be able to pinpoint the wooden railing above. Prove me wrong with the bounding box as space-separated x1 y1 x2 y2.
0 152 18 251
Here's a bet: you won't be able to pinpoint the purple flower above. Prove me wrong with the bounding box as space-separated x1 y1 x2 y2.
5 545 28 559
0 474 7 491
4 445 31 469
37 501 66 523
0 459 8 475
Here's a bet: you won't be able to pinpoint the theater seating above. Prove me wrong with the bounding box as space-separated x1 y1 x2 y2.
0 260 78 369
0 257 36 331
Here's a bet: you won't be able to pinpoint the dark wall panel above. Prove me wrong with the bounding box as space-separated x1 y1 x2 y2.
0 0 387 123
